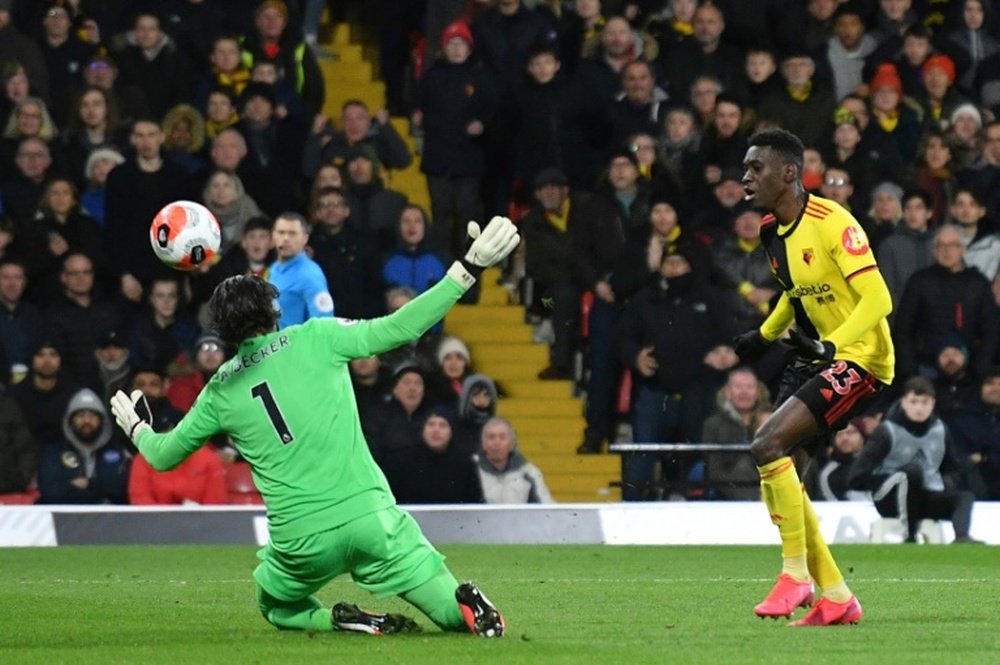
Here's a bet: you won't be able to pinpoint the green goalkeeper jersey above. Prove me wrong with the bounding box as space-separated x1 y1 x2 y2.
133 272 468 540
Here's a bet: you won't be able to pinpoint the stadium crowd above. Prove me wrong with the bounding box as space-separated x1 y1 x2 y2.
0 0 997 507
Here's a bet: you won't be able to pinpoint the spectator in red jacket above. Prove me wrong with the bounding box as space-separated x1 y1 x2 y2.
166 330 228 413
129 446 227 505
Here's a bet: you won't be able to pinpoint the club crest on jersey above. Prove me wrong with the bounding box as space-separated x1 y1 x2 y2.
841 226 869 256
802 248 814 265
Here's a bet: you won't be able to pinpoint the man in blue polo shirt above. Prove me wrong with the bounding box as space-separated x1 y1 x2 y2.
268 212 335 328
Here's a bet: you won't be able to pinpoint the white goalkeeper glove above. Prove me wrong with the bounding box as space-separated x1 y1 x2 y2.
110 389 153 442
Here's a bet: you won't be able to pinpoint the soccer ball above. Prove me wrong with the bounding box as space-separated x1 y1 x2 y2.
149 201 222 271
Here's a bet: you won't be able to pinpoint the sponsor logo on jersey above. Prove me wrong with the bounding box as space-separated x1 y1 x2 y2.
841 225 870 255
788 283 832 298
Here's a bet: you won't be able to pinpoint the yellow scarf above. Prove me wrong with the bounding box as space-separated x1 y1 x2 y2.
217 69 252 96
546 199 571 233
672 20 693 36
738 237 761 253
878 110 899 132
206 113 240 138
787 81 812 103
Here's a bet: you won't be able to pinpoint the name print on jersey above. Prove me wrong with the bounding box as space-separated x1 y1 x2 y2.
217 335 290 383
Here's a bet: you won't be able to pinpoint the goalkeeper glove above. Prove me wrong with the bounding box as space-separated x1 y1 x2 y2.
732 330 772 363
110 389 154 442
783 328 836 363
460 216 520 277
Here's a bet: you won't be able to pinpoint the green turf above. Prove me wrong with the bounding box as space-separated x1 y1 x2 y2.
1 544 998 664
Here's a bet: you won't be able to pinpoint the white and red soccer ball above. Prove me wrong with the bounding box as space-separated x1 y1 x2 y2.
149 201 222 271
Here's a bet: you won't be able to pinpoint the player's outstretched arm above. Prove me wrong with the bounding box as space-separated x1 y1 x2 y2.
110 389 219 471
327 217 521 360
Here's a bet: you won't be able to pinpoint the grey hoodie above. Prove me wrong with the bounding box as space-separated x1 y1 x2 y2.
458 373 499 424
62 388 113 477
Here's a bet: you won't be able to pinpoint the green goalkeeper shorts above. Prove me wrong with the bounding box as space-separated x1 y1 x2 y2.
253 505 446 601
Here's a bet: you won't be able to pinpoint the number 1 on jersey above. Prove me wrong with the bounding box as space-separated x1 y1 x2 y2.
251 381 295 445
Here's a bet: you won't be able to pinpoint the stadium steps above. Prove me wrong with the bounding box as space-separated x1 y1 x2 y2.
318 22 619 502
447 270 620 502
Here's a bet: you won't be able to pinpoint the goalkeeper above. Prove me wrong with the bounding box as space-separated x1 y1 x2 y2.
111 217 519 637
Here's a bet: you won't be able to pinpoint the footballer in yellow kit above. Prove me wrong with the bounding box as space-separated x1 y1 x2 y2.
733 129 895 628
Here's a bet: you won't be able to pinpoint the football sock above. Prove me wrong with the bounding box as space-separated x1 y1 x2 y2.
401 568 466 632
255 585 331 631
802 488 852 602
758 457 809 582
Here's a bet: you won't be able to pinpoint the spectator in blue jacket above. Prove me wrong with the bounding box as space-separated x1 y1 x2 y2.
382 205 446 296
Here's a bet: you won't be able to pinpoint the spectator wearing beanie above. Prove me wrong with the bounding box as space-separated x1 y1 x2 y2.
919 53 969 129
434 335 472 402
455 373 499 455
342 142 408 254
869 62 923 162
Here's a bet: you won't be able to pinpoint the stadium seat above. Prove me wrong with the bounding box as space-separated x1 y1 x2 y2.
869 517 944 544
225 462 264 505
0 490 39 505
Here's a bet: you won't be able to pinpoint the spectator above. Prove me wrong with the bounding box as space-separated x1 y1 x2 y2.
819 166 858 212
38 1 95 123
93 329 130 404
657 106 705 208
103 117 191 302
349 355 386 444
302 99 412 178
114 11 189 120
947 0 999 93
161 104 207 174
250 59 305 125
190 216 274 321
80 53 147 125
201 170 262 254
0 389 33 493
193 35 252 110
79 147 124 226
691 167 755 243
307 187 384 320
913 130 959 223
661 1 742 98
848 377 980 543
59 86 123 186
522 168 582 380
414 19 494 259
688 74 722 131
710 207 780 335
918 53 966 131
822 2 878 101
204 87 240 139
434 336 472 405
45 252 123 390
814 419 869 501
2 137 53 227
948 367 1000 499
9 337 78 447
1 97 56 180
735 47 781 111
455 373 499 456
368 363 434 464
239 0 324 116
894 224 1000 381
166 331 228 414
235 82 304 213
512 44 570 194
617 243 732 499
868 62 923 163
31 178 104 293
267 212 334 328
947 103 983 170
701 366 771 501
476 416 553 504
381 405 483 505
0 5 50 105
207 128 275 217
129 441 227 505
948 187 1000 281
933 338 980 420
757 52 837 150
879 188 935 313
966 119 1000 223
382 205 446 296
341 143 408 254
701 95 749 183
609 60 670 150
36 387 130 504
864 181 905 252
0 258 49 382
128 276 199 375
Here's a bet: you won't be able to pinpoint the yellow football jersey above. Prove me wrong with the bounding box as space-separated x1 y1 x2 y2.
759 194 895 383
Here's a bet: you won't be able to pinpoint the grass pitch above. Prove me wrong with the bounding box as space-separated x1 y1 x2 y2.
1 544 997 664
